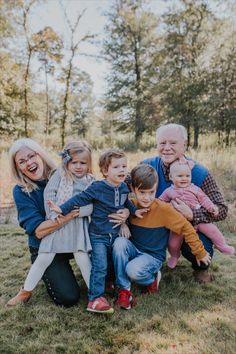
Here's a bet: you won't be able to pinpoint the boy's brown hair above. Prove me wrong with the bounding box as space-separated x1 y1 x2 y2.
131 164 158 190
99 149 126 177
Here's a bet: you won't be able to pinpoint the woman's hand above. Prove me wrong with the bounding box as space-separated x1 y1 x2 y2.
171 198 193 221
109 208 130 228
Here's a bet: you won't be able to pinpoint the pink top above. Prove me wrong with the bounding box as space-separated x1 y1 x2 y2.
159 183 215 211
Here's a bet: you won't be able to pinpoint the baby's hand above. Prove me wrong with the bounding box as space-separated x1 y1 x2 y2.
196 252 211 267
48 200 62 214
210 205 219 216
119 223 131 239
135 208 149 219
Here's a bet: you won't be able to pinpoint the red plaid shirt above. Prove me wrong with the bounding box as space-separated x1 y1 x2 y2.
162 163 228 225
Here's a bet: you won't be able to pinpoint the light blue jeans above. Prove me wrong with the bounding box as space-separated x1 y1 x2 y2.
112 237 163 290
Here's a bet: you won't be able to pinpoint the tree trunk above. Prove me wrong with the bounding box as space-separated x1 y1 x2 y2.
23 48 32 137
44 63 50 135
61 56 73 147
134 36 143 142
193 118 199 149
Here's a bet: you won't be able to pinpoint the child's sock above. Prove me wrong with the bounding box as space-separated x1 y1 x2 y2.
167 256 179 269
216 244 235 255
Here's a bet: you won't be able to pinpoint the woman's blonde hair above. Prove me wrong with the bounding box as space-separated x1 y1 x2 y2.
61 140 92 180
9 138 56 193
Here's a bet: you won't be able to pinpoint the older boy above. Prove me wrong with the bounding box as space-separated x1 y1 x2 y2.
113 164 211 310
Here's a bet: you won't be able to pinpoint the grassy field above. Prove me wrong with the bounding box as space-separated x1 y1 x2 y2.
0 144 236 353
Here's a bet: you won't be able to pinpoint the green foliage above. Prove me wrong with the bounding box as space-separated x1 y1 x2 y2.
103 0 162 141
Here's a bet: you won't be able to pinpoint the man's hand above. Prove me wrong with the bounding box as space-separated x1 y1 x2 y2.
119 223 131 239
196 252 211 267
210 205 219 217
171 198 193 221
109 208 130 228
48 200 62 214
135 208 149 219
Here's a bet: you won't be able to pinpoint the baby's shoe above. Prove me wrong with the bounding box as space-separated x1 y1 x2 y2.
167 256 179 269
5 288 32 308
217 244 235 255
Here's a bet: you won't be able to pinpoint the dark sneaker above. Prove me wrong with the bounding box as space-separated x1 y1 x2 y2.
142 271 161 294
193 269 214 284
116 289 136 310
87 296 114 314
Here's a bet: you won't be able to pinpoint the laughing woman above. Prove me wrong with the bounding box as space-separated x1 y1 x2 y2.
7 138 81 307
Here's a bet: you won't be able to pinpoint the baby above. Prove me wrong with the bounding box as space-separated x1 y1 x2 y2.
159 158 235 268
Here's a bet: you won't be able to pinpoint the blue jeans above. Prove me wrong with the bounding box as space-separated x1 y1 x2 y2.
89 233 117 301
181 232 214 270
112 237 163 290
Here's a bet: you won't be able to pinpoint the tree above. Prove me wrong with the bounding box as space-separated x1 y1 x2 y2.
32 27 63 135
59 4 94 147
103 0 161 142
159 0 216 148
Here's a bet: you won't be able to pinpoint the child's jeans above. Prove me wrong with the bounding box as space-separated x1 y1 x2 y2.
112 237 163 290
89 233 118 301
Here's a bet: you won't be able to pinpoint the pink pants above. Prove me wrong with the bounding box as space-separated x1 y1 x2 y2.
169 223 234 258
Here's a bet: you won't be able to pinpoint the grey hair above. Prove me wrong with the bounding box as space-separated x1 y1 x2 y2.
156 124 187 142
9 138 56 193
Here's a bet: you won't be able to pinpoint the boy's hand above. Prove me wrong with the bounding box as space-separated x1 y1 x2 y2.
48 200 62 214
196 252 211 267
135 208 149 219
119 223 131 239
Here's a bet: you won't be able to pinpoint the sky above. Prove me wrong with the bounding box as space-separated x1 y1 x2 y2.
30 0 168 98
29 0 233 98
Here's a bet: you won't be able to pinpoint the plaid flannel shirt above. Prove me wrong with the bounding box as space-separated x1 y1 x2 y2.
162 163 228 226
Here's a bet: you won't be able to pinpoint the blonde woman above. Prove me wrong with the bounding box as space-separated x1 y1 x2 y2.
6 139 82 307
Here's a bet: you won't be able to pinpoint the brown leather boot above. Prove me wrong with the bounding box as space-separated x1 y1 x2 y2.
5 288 32 308
193 269 214 284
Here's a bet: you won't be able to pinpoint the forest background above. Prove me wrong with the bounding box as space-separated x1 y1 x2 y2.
0 1 236 353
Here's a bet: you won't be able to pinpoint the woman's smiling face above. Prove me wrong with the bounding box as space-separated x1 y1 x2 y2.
15 147 45 181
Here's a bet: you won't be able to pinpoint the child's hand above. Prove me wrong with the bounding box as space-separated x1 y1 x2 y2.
119 223 131 239
196 252 211 267
210 205 219 217
48 200 62 214
135 208 149 218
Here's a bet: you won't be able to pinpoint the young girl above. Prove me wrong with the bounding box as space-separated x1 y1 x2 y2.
6 141 94 307
159 158 235 269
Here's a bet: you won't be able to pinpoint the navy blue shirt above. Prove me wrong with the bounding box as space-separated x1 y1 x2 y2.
60 180 137 235
13 181 47 248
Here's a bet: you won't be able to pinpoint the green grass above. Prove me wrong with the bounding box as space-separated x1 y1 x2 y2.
1 225 235 354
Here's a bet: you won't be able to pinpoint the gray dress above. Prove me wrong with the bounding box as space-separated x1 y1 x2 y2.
39 169 93 254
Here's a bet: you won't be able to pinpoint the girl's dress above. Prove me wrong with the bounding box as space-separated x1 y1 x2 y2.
39 168 93 254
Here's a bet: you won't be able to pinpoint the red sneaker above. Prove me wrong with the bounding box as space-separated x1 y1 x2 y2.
87 296 114 314
142 271 161 294
116 289 136 310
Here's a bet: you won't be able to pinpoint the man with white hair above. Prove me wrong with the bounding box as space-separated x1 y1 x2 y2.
143 123 228 283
